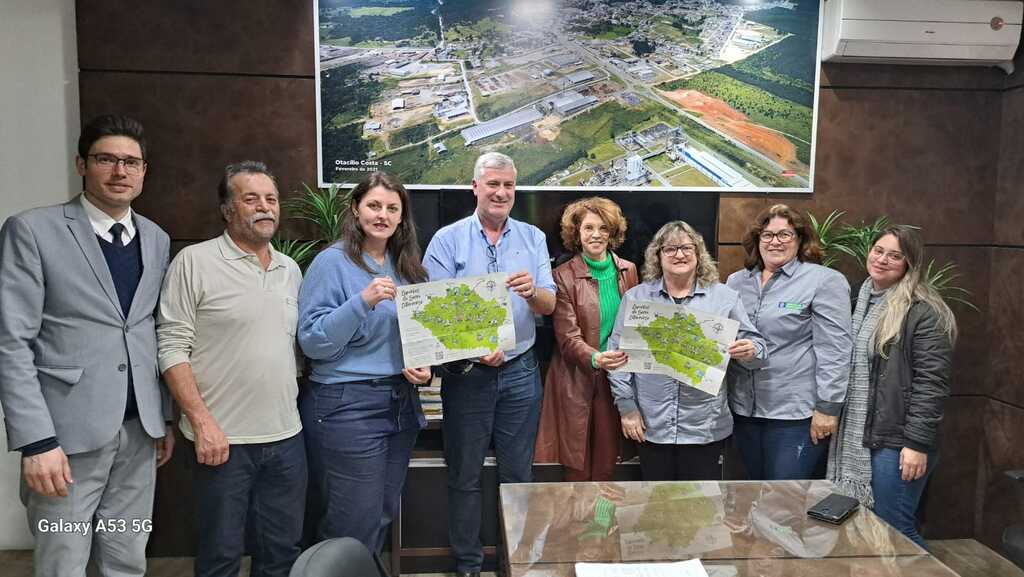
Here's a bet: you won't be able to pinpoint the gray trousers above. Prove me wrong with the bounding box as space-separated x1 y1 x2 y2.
21 418 157 577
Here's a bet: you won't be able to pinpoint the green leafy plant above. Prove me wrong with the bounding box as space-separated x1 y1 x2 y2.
806 212 978 312
832 216 891 271
270 237 318 269
283 183 351 242
806 209 846 268
272 183 352 270
923 259 979 312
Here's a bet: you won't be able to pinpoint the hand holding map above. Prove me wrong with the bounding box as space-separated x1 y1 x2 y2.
396 273 516 368
618 300 739 396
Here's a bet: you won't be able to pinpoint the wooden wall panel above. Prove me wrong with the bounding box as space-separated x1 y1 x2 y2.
996 88 1024 246
989 249 1024 407
77 1 314 76
977 399 1024 552
719 88 1001 245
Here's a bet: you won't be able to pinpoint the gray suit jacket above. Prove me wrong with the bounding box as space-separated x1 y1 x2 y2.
0 195 172 455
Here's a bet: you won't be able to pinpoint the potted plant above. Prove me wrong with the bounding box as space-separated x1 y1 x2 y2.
272 183 352 270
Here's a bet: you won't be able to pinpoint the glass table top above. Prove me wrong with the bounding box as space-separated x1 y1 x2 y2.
499 480 944 576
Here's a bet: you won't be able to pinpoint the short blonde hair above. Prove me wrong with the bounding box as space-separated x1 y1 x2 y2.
558 197 628 253
642 221 719 286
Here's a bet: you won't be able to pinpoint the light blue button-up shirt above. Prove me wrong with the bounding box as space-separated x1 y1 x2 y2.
725 259 852 419
423 212 555 360
607 278 767 445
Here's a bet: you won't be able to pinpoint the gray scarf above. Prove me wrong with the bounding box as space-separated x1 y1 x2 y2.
826 279 888 507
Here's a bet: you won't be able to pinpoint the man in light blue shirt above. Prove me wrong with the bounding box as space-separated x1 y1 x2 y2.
423 152 555 577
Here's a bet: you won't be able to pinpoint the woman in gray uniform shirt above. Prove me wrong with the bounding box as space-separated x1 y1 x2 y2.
608 220 767 480
726 204 853 480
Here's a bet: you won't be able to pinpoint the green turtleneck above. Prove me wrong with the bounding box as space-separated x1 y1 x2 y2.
583 253 620 354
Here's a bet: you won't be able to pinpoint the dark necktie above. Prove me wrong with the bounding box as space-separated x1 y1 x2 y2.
109 223 125 248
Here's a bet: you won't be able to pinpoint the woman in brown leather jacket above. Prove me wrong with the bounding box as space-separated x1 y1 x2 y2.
534 197 639 481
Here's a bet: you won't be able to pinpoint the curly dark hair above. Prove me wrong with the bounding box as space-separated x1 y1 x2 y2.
741 204 822 270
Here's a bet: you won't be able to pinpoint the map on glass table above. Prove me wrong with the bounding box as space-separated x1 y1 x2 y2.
618 300 738 396
396 272 515 368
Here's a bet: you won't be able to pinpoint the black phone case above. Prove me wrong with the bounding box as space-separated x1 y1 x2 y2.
807 493 860 524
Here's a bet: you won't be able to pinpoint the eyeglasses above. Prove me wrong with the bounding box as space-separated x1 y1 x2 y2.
88 153 147 175
660 244 696 257
870 245 905 263
759 230 796 243
486 244 498 273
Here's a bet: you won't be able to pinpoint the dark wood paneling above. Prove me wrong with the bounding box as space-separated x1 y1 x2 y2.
996 89 1024 246
920 396 985 540
978 399 1024 554
148 435 196 557
990 248 1024 406
928 247 993 398
80 71 317 240
76 0 314 76
821 62 1004 91
716 244 746 282
881 90 998 242
721 88 1000 245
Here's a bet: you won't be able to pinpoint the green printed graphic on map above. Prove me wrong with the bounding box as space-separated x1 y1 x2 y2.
635 312 723 383
633 484 719 548
412 284 507 350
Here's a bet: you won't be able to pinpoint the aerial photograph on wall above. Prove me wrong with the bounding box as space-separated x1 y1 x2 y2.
315 0 822 191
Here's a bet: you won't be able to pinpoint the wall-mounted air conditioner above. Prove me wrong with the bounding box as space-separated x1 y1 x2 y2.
821 0 1023 73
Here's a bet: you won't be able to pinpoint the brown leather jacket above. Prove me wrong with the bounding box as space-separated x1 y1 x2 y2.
535 253 639 469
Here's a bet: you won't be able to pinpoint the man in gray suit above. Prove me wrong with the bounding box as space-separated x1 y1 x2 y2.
0 114 175 577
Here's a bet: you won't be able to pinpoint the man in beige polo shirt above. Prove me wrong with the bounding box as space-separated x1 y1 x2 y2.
157 161 305 577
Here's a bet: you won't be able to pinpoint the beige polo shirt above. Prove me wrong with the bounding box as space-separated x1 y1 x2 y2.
157 232 302 444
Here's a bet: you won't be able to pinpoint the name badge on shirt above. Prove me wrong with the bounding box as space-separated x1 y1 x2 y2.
778 302 807 311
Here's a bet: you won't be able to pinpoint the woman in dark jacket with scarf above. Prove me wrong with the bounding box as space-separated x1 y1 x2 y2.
534 197 639 481
827 225 956 549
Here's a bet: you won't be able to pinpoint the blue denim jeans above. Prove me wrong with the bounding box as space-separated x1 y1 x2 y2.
870 447 938 550
190 432 307 577
300 376 424 553
440 349 543 573
733 415 826 480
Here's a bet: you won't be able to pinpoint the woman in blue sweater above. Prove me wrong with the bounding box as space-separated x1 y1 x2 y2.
297 172 431 553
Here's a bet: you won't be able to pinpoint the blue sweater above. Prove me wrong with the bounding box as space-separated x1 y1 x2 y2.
298 242 409 383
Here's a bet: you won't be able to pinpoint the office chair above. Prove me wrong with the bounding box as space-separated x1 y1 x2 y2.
289 537 389 577
1003 470 1024 569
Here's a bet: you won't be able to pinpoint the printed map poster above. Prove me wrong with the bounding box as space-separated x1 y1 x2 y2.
618 300 738 396
315 0 823 192
396 272 516 367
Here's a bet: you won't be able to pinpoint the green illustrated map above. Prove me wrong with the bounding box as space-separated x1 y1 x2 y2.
634 484 720 548
620 299 738 395
615 483 732 559
413 284 507 350
635 312 724 384
396 273 516 367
